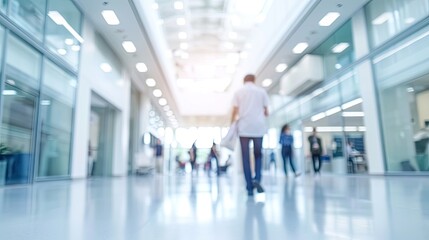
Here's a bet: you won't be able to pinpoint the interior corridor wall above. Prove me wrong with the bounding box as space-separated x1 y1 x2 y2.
71 19 131 178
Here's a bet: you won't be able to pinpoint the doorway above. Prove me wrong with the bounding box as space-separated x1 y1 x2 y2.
88 93 116 177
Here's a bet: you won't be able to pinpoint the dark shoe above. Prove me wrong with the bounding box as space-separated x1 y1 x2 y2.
248 190 254 196
253 182 264 193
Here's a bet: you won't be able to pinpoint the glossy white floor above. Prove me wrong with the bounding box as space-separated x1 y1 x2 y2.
1 173 429 240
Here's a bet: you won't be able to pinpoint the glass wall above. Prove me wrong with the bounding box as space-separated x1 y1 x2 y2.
0 0 82 185
38 60 76 178
45 0 82 69
311 20 355 78
7 0 46 41
366 0 429 48
373 23 429 172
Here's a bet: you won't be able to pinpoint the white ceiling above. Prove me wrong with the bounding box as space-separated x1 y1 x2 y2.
73 0 370 127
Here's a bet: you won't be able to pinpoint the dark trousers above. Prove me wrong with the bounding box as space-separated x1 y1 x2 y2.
281 146 296 175
312 154 322 173
239 137 263 192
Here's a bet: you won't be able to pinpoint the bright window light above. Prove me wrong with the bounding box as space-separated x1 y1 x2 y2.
176 17 186 25
372 12 393 25
292 42 309 54
341 98 363 110
311 112 326 122
224 42 234 49
275 63 288 73
100 63 112 73
262 78 272 87
325 106 341 116
234 0 267 16
332 42 350 53
229 32 238 39
48 11 84 43
146 78 156 87
136 63 148 72
319 12 340 27
101 10 120 25
159 98 167 106
122 41 137 53
240 51 248 59
174 1 184 10
153 89 162 97
178 32 187 39
342 112 365 117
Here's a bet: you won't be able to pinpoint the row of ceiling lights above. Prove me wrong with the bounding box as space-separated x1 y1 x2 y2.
264 11 344 89
100 9 178 127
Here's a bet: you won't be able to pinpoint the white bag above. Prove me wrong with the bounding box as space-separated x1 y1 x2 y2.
220 121 238 151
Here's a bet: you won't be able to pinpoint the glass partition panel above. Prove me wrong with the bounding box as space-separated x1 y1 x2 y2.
8 0 46 41
37 60 75 177
45 0 82 69
366 0 429 48
0 84 37 185
339 71 360 103
5 34 42 90
374 24 429 172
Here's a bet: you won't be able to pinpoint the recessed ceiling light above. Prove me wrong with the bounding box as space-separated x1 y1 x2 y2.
163 105 170 111
331 42 350 53
153 89 162 97
335 63 342 69
325 106 341 116
65 38 73 45
275 63 288 73
341 98 363 110
166 111 173 117
407 87 415 93
159 98 167 106
342 112 365 117
71 45 80 51
136 63 148 72
292 42 309 54
176 17 186 25
122 41 136 53
49 11 84 43
372 12 393 25
262 78 272 87
146 78 156 87
311 112 326 122
100 63 112 73
174 1 184 10
178 32 187 39
3 90 17 96
101 10 120 25
319 12 340 26
180 42 189 50
405 17 415 24
57 48 67 55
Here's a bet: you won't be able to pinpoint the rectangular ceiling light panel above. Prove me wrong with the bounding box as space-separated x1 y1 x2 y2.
102 10 120 25
319 12 340 26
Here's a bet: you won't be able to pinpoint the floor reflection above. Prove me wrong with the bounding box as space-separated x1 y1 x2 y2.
1 174 429 239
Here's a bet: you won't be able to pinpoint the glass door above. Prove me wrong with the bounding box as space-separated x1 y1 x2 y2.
0 84 37 185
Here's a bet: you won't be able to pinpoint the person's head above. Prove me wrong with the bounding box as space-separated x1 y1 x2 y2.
243 74 256 83
281 124 290 133
312 127 317 135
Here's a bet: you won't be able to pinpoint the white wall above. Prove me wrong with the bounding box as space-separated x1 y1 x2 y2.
71 19 131 178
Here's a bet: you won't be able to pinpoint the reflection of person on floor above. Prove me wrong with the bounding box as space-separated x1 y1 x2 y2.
308 127 323 174
313 181 326 233
269 150 277 172
279 124 299 177
283 181 299 237
244 201 267 240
